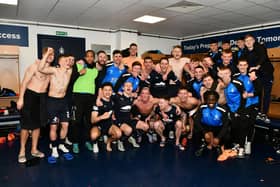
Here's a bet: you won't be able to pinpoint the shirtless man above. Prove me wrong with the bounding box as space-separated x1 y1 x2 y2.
122 43 144 71
17 47 54 163
38 48 73 163
200 73 226 105
132 87 159 143
154 46 190 82
170 87 200 139
168 45 190 81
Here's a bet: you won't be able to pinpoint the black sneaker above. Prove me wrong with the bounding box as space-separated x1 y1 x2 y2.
216 146 222 155
195 143 207 157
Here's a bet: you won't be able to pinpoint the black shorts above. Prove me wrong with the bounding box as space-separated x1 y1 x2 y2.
130 119 139 131
47 96 70 124
96 120 113 135
115 118 132 127
163 122 175 137
21 89 47 130
130 114 149 127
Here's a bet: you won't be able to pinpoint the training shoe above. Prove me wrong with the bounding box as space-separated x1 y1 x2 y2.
93 143 99 154
85 141 93 151
98 136 104 142
147 133 153 143
59 144 69 153
72 143 79 154
117 140 125 152
232 143 240 151
112 141 117 144
256 113 263 121
152 133 158 142
169 131 175 139
263 115 271 124
195 141 207 157
52 147 59 158
128 137 140 148
176 144 185 151
245 141 251 155
237 147 245 158
276 149 280 154
65 137 72 146
216 146 222 155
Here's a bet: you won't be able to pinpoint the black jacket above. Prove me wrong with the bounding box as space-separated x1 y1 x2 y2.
245 43 274 79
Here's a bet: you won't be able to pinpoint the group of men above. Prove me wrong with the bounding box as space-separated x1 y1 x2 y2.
17 34 274 163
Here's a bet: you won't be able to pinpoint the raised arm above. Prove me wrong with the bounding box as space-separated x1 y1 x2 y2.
38 47 56 74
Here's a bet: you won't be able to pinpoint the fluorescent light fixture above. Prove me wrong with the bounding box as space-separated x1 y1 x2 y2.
133 15 166 24
0 0 18 6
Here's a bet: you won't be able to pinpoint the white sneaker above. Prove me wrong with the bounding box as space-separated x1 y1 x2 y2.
276 149 280 154
176 144 185 151
169 131 175 139
118 140 125 152
58 144 69 153
65 137 72 145
152 133 158 142
93 143 99 153
237 148 245 158
232 143 240 151
263 116 271 124
103 135 108 144
245 142 251 155
52 147 59 158
256 113 263 120
128 137 140 148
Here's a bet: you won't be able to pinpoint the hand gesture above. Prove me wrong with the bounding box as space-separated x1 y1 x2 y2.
79 68 87 75
102 111 112 120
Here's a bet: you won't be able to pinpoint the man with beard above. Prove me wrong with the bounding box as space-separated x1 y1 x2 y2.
71 50 99 154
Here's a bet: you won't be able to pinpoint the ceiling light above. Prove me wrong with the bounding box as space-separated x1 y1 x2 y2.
133 15 166 24
0 0 18 6
166 1 204 13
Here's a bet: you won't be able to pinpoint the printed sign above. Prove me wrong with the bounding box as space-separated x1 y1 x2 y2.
0 24 28 46
182 27 280 54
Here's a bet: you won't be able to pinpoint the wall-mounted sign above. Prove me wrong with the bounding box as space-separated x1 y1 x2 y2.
182 27 280 54
56 31 68 36
0 24 28 46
